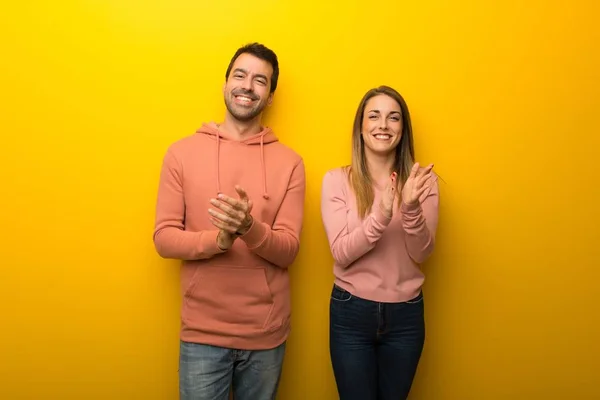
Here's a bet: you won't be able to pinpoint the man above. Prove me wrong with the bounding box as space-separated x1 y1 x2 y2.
153 43 305 399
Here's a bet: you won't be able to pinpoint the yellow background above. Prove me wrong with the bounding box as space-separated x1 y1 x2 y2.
2 1 599 399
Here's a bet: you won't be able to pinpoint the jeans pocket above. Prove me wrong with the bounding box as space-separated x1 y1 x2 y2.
331 285 353 302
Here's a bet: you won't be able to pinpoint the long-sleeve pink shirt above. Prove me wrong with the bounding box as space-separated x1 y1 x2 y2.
320 167 439 303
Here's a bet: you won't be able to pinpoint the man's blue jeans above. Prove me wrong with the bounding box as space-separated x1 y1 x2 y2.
179 340 286 400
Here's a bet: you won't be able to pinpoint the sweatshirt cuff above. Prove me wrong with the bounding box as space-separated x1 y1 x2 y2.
238 217 268 249
200 230 227 255
401 200 422 214
374 204 393 225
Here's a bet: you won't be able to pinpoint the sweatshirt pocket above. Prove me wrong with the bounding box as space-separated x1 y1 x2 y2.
183 266 276 334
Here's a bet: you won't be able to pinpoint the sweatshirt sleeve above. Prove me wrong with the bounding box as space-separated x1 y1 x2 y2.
153 149 226 260
238 158 306 268
400 175 440 263
320 169 392 269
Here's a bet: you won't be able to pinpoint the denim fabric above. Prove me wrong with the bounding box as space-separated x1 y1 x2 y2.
179 341 285 400
329 284 425 400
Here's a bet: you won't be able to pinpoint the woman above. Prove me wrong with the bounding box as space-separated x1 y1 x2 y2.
320 85 439 400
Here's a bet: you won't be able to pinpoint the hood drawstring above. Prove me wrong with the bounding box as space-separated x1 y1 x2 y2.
216 133 221 195
214 131 269 200
260 135 269 199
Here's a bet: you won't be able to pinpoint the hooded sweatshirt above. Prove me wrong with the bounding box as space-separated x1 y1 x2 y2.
153 122 305 350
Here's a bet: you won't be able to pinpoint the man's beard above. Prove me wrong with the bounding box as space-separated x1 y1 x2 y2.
224 92 265 122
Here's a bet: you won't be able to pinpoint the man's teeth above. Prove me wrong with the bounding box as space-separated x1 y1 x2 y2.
237 96 253 103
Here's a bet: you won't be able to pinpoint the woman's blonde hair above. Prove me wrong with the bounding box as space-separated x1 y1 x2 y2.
348 86 415 218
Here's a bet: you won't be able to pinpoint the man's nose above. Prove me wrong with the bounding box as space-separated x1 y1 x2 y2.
241 77 252 91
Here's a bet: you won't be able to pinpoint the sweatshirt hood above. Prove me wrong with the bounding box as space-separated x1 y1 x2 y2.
196 122 279 199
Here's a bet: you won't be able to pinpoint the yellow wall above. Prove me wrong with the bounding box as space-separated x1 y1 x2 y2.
1 1 599 399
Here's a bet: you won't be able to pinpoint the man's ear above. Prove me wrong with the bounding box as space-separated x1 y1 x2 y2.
267 92 274 106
